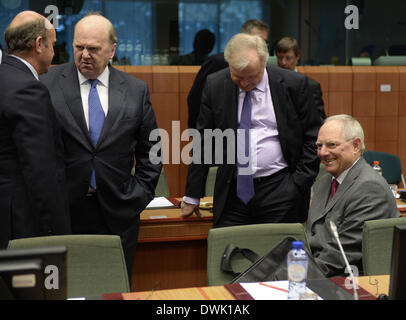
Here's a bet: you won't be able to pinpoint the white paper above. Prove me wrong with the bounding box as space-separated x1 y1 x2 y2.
240 281 322 300
146 197 175 209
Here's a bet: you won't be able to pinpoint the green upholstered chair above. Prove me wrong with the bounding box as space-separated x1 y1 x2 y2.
132 167 170 197
154 168 170 197
207 223 310 286
362 218 406 275
363 151 405 186
204 166 218 197
8 235 130 298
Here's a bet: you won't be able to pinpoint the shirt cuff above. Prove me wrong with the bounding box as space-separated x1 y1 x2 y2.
183 196 200 206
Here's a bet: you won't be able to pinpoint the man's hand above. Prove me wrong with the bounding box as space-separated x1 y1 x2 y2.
180 201 203 218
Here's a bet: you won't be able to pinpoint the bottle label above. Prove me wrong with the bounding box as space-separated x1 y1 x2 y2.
288 264 306 282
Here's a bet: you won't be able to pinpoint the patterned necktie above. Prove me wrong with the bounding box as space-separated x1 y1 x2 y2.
330 178 339 198
88 79 105 189
237 91 255 204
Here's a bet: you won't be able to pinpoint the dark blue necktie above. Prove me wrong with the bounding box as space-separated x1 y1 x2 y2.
237 91 254 204
88 79 105 189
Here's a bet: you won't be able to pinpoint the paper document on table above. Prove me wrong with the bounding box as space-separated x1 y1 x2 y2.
240 281 322 300
146 197 175 209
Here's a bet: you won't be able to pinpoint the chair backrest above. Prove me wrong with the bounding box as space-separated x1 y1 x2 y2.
267 55 278 66
207 223 309 286
205 166 218 196
362 150 402 184
362 218 406 275
8 235 130 298
155 168 170 197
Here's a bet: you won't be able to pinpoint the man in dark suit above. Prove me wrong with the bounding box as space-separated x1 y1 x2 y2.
187 19 270 129
306 115 400 276
41 14 162 278
181 33 322 226
275 36 326 121
0 11 71 249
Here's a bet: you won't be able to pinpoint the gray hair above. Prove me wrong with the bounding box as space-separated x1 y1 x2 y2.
5 18 49 54
224 33 269 70
325 114 365 152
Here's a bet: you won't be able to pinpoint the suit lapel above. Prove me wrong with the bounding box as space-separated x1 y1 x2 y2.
309 176 333 226
324 159 362 212
310 159 363 226
97 66 126 147
58 63 93 147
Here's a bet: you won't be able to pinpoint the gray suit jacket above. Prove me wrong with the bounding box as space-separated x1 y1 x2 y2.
306 157 400 276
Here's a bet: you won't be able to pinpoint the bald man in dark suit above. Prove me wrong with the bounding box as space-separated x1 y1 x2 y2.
0 11 70 248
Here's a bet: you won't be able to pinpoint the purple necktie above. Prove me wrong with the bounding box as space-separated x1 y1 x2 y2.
88 79 105 189
330 178 339 198
237 91 254 204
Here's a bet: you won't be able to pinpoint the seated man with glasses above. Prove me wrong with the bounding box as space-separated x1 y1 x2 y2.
306 114 400 277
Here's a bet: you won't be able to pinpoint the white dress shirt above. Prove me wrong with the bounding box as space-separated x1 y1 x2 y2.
77 66 110 129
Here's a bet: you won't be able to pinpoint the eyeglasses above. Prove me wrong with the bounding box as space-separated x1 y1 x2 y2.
314 139 354 151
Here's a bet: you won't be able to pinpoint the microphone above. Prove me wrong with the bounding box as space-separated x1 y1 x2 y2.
329 221 359 300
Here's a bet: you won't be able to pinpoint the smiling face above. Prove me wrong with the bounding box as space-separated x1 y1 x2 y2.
73 16 116 79
316 119 362 178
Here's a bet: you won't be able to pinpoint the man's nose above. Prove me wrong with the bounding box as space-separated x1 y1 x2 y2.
318 145 329 156
82 48 91 58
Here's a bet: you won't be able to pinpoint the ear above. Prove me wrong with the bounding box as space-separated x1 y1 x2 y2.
34 36 43 54
109 43 117 60
352 137 362 154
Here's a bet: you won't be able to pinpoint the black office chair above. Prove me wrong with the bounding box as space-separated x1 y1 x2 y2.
363 151 405 186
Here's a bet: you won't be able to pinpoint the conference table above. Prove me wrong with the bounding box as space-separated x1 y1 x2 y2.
117 275 390 300
132 197 214 291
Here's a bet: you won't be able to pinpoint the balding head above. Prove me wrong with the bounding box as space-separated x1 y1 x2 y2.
9 11 45 28
5 10 53 55
74 13 117 46
73 13 117 79
4 10 56 74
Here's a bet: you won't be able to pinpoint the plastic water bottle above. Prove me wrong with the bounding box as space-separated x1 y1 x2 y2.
373 161 382 176
287 241 308 300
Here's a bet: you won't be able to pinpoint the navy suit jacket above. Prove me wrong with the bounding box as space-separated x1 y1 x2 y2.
40 63 162 235
0 56 71 248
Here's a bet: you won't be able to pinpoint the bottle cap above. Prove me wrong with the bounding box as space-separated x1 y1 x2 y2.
292 241 303 249
373 161 380 165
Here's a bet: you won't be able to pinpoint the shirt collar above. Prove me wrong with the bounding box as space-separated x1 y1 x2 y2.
334 157 360 184
255 67 268 93
10 55 39 80
77 65 110 88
